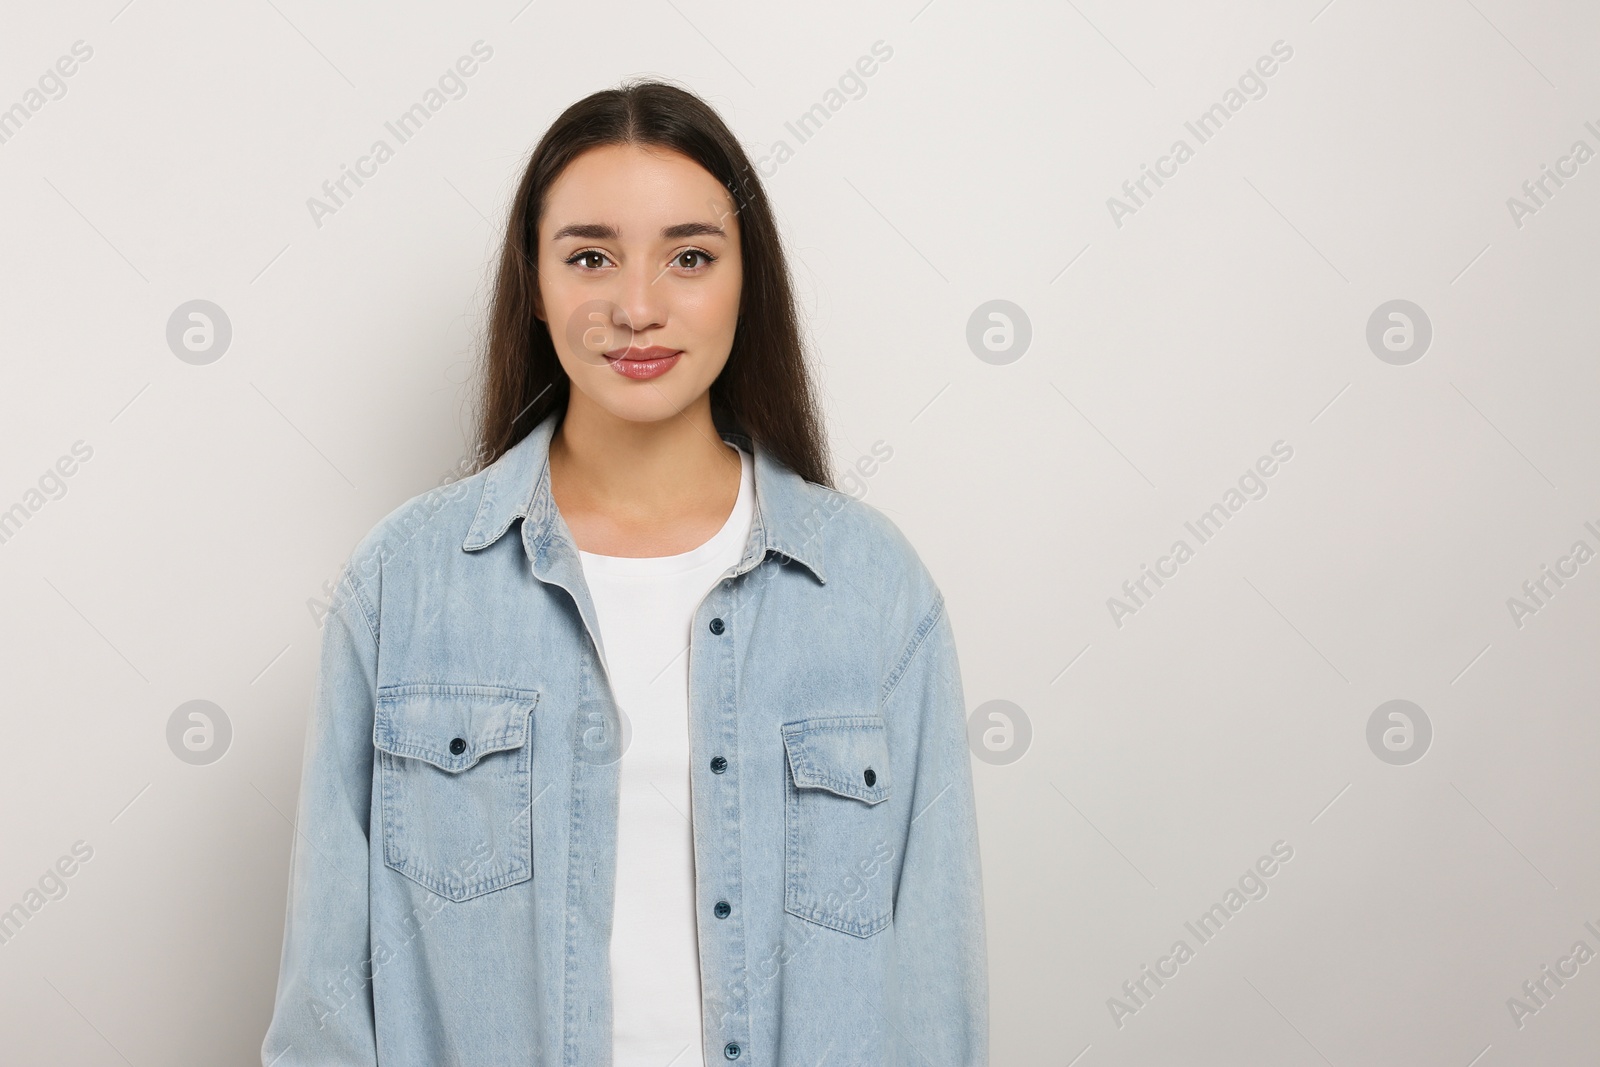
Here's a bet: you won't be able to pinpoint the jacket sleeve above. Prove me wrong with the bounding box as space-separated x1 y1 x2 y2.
261 569 381 1066
886 590 990 1065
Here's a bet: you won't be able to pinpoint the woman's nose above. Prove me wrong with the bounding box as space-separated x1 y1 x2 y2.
610 260 668 335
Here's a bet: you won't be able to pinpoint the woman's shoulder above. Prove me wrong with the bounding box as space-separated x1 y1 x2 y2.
334 467 492 598
810 482 925 565
803 481 947 631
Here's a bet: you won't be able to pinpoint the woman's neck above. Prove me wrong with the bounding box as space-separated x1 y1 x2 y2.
548 399 743 557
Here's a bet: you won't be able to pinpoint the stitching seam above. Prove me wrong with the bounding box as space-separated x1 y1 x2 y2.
880 589 945 707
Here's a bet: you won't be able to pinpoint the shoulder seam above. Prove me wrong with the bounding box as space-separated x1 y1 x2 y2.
338 567 381 648
880 588 945 707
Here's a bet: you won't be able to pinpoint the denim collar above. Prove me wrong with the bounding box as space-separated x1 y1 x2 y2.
461 409 827 585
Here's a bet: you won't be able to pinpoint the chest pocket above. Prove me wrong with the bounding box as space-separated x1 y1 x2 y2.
780 715 896 937
373 684 540 902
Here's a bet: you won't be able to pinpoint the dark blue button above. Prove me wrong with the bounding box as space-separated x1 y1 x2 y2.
449 738 466 755
709 617 725 635
710 756 727 774
723 1041 741 1059
863 768 876 786
714 900 731 919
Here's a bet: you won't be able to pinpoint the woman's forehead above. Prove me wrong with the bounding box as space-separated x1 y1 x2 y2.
543 144 736 236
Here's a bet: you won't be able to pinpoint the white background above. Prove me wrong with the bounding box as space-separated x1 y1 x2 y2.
1 1 1597 1064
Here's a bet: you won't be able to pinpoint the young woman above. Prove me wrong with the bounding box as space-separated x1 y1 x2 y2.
262 79 987 1067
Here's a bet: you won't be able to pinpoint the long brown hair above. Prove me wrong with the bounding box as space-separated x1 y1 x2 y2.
468 78 832 488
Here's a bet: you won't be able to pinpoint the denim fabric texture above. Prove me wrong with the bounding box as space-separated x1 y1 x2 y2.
261 410 989 1066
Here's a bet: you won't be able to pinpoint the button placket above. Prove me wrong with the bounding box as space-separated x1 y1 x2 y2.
693 587 754 1063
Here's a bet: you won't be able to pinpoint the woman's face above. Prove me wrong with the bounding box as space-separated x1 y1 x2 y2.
534 142 743 425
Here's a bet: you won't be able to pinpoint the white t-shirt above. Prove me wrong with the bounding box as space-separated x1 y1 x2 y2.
577 443 755 1067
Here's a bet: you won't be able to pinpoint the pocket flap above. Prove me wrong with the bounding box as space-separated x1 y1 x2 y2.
374 684 539 772
781 715 891 804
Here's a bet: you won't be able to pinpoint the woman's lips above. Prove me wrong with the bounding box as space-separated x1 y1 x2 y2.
602 347 682 380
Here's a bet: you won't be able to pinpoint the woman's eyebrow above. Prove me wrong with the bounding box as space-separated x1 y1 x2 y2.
662 221 728 240
549 221 728 241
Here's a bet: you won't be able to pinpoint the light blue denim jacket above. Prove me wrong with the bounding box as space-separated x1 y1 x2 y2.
261 410 988 1066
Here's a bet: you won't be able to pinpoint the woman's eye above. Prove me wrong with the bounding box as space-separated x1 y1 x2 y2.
568 250 610 270
675 249 716 271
